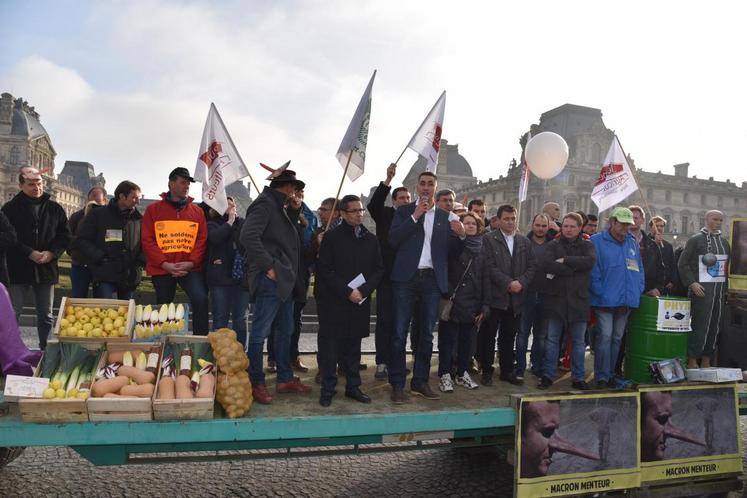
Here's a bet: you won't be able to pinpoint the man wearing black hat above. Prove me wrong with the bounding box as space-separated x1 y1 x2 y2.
141 167 209 333
240 168 312 404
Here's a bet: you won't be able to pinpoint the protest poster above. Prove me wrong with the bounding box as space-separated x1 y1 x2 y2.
515 392 640 497
639 384 741 483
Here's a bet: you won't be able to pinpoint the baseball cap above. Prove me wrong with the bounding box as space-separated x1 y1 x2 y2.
610 207 634 224
168 167 195 183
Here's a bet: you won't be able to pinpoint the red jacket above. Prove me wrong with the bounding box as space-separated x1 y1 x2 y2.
141 193 207 276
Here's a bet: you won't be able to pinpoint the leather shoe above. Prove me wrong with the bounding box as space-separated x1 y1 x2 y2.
265 360 277 373
292 357 309 373
506 374 523 386
390 386 407 404
252 384 273 404
410 383 440 400
276 377 312 394
345 388 371 404
319 392 335 407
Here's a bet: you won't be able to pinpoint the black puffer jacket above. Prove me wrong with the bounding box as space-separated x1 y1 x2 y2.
205 215 245 288
1 192 71 285
540 235 596 323
446 240 486 324
72 199 144 289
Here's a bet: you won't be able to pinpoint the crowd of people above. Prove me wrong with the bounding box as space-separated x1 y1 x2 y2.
0 163 734 408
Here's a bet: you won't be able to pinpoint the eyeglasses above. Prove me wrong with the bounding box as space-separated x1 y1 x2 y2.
344 209 366 214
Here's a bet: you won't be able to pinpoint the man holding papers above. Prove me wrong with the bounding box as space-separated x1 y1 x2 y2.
316 195 384 407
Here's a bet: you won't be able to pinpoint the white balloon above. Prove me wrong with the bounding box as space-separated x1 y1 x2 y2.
525 132 569 180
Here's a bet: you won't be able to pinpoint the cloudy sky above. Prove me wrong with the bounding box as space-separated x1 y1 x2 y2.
2 1 746 207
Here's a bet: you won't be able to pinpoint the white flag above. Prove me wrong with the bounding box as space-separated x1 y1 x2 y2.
518 131 532 203
194 103 249 214
336 70 376 182
591 136 639 213
407 91 446 173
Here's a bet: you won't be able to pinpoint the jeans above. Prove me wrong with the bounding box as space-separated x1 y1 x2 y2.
210 285 251 349
438 320 474 376
389 269 441 388
268 300 304 363
593 310 631 383
94 282 132 300
70 264 93 298
374 278 393 366
9 283 54 349
247 274 294 385
478 307 520 377
516 291 544 375
543 319 587 382
151 272 209 335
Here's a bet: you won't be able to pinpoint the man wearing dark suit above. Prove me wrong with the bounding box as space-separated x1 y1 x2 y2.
388 171 465 403
367 163 411 379
480 204 536 386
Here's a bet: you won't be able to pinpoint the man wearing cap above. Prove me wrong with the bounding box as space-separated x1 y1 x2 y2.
141 167 209 333
67 186 108 298
2 167 71 350
589 207 644 389
240 168 312 404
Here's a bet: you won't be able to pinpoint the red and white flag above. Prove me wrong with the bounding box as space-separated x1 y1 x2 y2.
407 91 446 173
194 103 249 214
518 131 531 203
336 70 376 182
591 136 639 213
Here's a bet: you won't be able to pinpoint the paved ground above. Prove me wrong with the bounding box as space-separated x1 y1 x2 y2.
7 327 747 497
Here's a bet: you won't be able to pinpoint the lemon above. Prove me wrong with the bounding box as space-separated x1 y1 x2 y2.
55 388 66 398
50 379 62 390
83 323 94 332
77 329 87 337
92 328 103 337
107 309 118 320
43 388 56 399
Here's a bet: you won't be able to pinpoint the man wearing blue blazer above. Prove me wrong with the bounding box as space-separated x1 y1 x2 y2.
388 171 465 403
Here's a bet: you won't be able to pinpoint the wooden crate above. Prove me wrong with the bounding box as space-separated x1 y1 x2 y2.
18 341 104 423
54 297 135 342
153 335 215 420
87 342 162 421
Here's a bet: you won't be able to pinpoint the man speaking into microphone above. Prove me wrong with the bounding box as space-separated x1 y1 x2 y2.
387 171 465 403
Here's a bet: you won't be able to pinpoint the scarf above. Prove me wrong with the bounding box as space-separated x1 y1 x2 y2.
166 193 188 211
464 233 483 255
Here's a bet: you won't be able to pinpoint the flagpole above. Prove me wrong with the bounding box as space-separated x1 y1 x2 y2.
212 103 260 194
613 134 654 219
327 149 354 231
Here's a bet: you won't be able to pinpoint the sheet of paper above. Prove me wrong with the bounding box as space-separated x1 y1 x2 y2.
348 273 366 289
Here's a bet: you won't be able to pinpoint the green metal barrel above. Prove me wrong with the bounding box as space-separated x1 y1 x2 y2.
624 295 689 383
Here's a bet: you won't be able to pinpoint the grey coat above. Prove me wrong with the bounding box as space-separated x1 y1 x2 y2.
482 230 536 314
240 187 300 301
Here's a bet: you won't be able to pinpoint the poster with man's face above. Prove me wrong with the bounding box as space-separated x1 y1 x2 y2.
639 385 741 483
515 393 640 498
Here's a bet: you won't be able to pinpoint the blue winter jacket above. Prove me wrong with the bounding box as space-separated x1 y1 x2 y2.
590 229 645 308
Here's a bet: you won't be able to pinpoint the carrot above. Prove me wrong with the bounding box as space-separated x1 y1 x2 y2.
120 383 155 398
175 374 193 399
196 373 215 399
92 376 130 397
158 376 176 400
116 366 156 385
107 351 126 364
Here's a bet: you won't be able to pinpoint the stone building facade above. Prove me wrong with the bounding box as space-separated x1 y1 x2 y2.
0 92 111 217
402 139 477 197
456 104 747 241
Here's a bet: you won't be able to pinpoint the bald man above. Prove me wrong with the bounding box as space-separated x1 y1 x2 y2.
677 210 731 368
542 202 561 239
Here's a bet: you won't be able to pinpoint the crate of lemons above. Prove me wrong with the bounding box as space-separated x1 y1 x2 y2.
54 297 135 341
59 306 129 338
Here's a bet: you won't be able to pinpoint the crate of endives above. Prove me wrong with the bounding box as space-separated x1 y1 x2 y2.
86 342 163 421
152 335 216 420
54 297 135 342
18 341 105 423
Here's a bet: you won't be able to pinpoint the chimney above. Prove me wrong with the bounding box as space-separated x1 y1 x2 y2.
673 162 689 177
